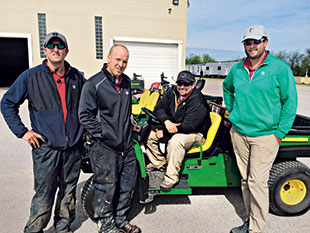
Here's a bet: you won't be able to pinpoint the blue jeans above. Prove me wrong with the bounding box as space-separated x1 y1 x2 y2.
24 142 82 233
89 142 138 233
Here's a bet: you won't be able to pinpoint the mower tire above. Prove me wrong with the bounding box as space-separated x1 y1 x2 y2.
268 161 310 216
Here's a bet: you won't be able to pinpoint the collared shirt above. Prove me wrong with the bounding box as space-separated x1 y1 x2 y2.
45 61 67 124
243 50 268 81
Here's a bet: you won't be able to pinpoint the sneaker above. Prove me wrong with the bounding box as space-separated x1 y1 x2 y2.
230 220 249 233
119 223 141 233
160 180 175 192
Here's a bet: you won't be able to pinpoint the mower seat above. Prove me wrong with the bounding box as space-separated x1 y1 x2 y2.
186 112 222 155
134 92 160 121
132 90 150 115
144 92 160 112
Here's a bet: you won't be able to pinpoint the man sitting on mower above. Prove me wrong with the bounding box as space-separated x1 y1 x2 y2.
145 70 211 191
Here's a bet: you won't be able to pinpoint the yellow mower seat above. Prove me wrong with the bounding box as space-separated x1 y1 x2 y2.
132 90 150 115
144 92 160 112
187 112 222 154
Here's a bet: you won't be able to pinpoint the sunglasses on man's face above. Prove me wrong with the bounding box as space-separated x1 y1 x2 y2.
46 43 66 50
243 39 265 46
176 81 192 87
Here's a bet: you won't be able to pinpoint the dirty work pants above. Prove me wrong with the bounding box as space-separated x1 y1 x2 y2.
230 127 280 233
89 142 138 233
24 142 82 233
146 130 205 184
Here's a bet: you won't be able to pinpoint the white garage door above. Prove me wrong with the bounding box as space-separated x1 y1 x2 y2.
113 41 179 89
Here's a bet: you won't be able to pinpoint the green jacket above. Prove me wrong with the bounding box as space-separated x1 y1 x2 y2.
223 52 297 139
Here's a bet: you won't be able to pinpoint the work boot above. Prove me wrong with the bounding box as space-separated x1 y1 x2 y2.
230 220 249 233
119 223 141 233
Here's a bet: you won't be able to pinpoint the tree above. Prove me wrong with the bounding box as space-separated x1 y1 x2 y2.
288 51 303 76
185 53 216 64
300 49 310 77
274 50 289 63
202 54 216 63
186 55 202 64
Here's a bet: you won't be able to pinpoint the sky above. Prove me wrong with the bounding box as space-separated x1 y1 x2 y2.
186 0 310 54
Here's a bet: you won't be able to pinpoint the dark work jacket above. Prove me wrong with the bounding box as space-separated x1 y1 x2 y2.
154 85 211 138
1 60 86 150
78 66 133 152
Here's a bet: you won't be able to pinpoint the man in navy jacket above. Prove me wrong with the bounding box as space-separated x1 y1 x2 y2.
1 32 85 233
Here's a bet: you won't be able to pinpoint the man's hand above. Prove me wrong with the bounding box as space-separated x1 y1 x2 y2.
164 120 180 134
22 130 45 148
133 121 141 132
155 129 164 139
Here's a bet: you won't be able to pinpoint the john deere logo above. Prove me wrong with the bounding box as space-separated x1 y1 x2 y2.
181 73 187 78
52 32 59 36
249 27 255 32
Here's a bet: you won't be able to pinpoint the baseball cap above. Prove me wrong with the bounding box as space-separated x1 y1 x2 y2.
44 32 68 48
176 70 195 84
242 25 267 42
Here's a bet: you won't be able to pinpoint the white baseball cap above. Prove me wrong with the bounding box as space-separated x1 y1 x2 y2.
242 25 268 42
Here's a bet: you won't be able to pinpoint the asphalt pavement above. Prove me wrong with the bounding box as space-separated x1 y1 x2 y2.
0 79 310 233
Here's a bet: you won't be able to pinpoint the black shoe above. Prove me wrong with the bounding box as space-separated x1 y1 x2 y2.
120 223 141 233
230 220 249 233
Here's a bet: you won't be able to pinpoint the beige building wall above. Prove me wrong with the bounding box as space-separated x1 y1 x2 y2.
0 0 187 78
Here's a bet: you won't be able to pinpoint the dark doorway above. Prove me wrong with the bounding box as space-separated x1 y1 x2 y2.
0 37 29 87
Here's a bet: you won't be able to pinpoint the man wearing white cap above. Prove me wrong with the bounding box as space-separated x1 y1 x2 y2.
223 25 297 232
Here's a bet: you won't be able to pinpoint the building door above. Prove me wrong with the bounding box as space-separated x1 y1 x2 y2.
113 40 180 89
0 37 29 87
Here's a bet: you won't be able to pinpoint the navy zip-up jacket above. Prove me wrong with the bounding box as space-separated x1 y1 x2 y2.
78 66 133 152
1 60 85 150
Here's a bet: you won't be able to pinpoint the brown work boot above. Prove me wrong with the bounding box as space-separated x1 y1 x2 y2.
119 223 141 233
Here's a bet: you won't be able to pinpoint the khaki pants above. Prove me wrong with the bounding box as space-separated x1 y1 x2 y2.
146 129 205 184
230 127 280 233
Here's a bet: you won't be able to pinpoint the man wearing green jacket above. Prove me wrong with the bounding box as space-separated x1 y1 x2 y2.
223 25 297 233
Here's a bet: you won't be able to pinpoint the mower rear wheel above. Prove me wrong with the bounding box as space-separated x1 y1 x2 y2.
81 175 96 222
268 161 310 216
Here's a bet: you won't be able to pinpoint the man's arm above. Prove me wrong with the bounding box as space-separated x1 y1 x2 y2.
274 65 298 139
1 73 29 138
78 81 103 139
222 70 235 113
177 101 209 134
154 89 173 123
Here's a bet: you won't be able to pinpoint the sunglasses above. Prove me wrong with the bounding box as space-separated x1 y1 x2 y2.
46 43 66 50
176 81 192 86
243 39 265 46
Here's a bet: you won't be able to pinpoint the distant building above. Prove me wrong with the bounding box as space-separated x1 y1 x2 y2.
0 0 188 88
186 60 239 78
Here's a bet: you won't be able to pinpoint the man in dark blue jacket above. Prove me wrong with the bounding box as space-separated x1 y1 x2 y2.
146 70 211 191
79 44 141 233
1 32 85 233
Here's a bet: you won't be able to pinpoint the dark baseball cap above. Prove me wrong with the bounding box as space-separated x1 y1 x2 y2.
177 70 195 84
44 32 68 48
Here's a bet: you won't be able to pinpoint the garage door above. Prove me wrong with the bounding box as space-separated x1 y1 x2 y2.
113 41 179 89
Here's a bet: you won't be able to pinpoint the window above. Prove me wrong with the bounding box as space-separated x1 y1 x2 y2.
206 67 210 70
95 16 103 59
217 66 221 70
38 13 47 58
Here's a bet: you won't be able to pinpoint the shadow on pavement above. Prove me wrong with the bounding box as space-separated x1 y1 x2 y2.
192 187 247 221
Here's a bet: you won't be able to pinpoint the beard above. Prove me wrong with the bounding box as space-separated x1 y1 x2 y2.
246 48 265 60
